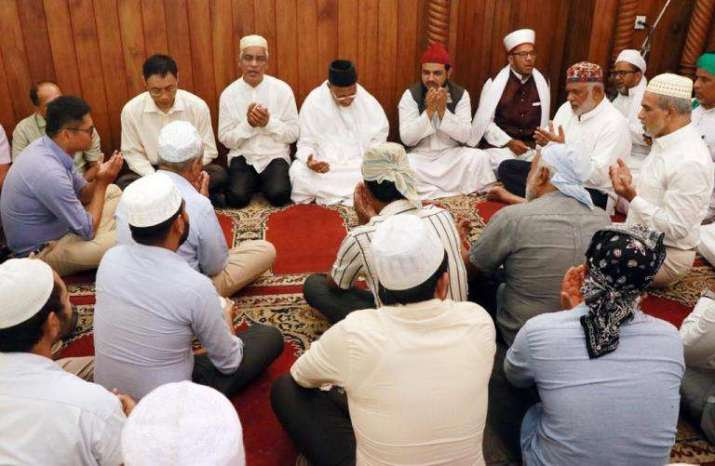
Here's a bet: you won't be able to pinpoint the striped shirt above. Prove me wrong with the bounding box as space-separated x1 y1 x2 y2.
331 199 467 304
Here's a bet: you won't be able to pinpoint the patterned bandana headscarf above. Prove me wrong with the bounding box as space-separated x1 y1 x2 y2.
580 224 666 359
566 61 603 83
361 142 420 205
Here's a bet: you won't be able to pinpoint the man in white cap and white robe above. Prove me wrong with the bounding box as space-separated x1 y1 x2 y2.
303 142 467 324
471 29 551 171
611 73 714 287
117 121 276 298
611 49 650 175
272 214 496 466
94 173 284 399
289 59 389 205
218 34 299 207
398 42 494 198
0 258 132 465
693 52 715 227
122 381 245 466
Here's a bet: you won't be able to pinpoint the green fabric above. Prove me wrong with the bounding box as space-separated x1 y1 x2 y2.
697 53 715 75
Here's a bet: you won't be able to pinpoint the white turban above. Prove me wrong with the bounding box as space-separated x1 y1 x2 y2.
158 121 203 163
0 258 55 329
503 29 535 52
122 381 245 466
361 142 420 204
121 172 183 228
540 143 594 209
239 34 268 53
646 73 693 100
615 49 647 72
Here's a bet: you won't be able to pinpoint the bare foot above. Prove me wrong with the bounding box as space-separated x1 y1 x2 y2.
486 186 526 205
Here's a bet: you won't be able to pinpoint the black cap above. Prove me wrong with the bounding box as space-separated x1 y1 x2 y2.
328 60 357 87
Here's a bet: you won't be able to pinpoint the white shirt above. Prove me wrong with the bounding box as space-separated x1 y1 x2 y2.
680 295 715 370
551 98 632 195
0 352 126 465
0 124 10 164
627 123 714 250
692 104 715 219
218 75 299 173
291 299 496 466
612 77 649 160
121 90 218 176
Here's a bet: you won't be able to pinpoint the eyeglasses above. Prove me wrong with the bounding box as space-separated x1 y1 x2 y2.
611 70 638 77
66 125 95 136
331 89 357 102
241 54 268 64
511 51 537 58
148 85 178 97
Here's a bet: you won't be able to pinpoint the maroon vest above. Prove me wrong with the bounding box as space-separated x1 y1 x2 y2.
493 72 541 143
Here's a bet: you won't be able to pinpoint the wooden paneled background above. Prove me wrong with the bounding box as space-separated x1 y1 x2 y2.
0 0 707 155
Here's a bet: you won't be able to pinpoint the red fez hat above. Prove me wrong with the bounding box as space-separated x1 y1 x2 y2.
421 42 451 66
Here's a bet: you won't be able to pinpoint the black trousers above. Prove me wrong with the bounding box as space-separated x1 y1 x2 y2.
303 273 376 324
271 374 356 466
192 323 284 397
497 159 608 209
227 156 291 208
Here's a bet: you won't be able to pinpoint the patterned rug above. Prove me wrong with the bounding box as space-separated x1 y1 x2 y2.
58 194 715 465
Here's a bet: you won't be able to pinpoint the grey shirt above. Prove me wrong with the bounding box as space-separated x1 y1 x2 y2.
469 191 610 344
94 244 243 399
505 304 684 466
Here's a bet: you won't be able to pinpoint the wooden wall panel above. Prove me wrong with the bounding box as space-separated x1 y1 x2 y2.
0 0 703 155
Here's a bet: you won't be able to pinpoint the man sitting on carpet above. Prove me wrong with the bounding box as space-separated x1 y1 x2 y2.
398 42 494 198
122 381 245 466
289 59 389 205
0 258 133 466
117 121 276 298
491 62 631 210
303 142 467 324
94 173 283 399
1 96 123 276
272 214 496 465
465 143 609 345
610 73 714 287
505 224 683 466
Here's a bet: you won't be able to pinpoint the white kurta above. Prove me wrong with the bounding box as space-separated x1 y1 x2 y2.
612 77 649 173
627 124 714 251
551 98 631 199
398 88 495 199
218 75 299 173
290 81 389 205
692 105 715 221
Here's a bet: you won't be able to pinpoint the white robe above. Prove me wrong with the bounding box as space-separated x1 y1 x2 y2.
612 76 649 174
693 105 715 221
471 66 550 170
398 88 495 199
290 81 388 205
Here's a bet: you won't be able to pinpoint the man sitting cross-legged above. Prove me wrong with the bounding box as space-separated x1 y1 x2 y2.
505 224 684 466
272 214 496 465
94 173 283 400
302 142 467 324
117 120 276 297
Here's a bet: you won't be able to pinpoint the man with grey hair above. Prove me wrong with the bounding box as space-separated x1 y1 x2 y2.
303 142 467 324
465 143 610 345
218 34 299 207
493 62 631 211
611 73 714 287
117 121 276 297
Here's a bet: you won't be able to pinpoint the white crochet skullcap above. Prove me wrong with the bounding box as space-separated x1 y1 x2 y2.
158 121 203 163
615 49 647 72
371 214 445 291
122 381 245 466
0 259 55 329
122 172 183 228
646 73 693 100
239 34 268 53
504 29 535 52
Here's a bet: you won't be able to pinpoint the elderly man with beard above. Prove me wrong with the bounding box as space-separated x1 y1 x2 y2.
491 62 631 211
611 73 714 287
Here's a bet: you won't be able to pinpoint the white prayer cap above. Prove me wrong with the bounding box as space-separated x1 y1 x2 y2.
158 121 203 163
122 172 183 228
122 381 245 466
371 215 445 291
0 259 55 329
239 34 268 53
503 29 535 52
615 49 647 72
646 73 693 100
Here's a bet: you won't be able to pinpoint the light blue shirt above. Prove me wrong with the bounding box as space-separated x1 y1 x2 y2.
505 304 684 466
1 136 91 255
94 244 242 399
116 169 228 276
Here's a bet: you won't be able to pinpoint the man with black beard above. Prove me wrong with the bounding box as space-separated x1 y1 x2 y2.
93 172 283 399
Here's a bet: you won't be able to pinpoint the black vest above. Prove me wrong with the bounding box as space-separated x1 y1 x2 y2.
408 80 465 114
